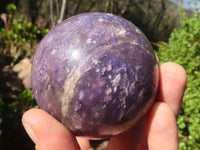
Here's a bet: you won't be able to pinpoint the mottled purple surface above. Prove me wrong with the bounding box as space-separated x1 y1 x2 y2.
31 12 159 138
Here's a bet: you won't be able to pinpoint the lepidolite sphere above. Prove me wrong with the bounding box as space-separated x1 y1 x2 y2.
31 12 159 138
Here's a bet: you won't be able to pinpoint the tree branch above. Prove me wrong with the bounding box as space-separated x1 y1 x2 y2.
57 0 67 24
50 0 55 27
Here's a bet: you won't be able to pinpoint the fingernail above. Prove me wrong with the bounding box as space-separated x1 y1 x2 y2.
22 122 38 144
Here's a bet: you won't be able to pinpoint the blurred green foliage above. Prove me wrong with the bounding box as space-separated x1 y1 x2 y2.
157 11 200 150
0 4 44 131
0 89 36 130
1 16 49 48
0 3 49 61
6 3 17 13
17 89 37 113
1 17 47 43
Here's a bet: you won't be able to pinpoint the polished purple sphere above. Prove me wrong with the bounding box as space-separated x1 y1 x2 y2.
31 12 159 138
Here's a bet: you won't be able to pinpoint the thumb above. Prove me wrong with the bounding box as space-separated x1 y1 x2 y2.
22 108 80 150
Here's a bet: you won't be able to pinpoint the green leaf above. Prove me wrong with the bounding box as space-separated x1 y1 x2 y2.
6 3 17 13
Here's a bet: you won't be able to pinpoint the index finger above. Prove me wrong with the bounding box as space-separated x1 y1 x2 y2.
157 62 187 117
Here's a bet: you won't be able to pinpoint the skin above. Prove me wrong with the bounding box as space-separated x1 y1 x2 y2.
22 62 187 150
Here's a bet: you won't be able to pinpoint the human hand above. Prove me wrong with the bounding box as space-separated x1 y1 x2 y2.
22 62 187 150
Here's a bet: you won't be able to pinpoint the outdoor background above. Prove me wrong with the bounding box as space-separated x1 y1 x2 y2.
0 0 200 150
